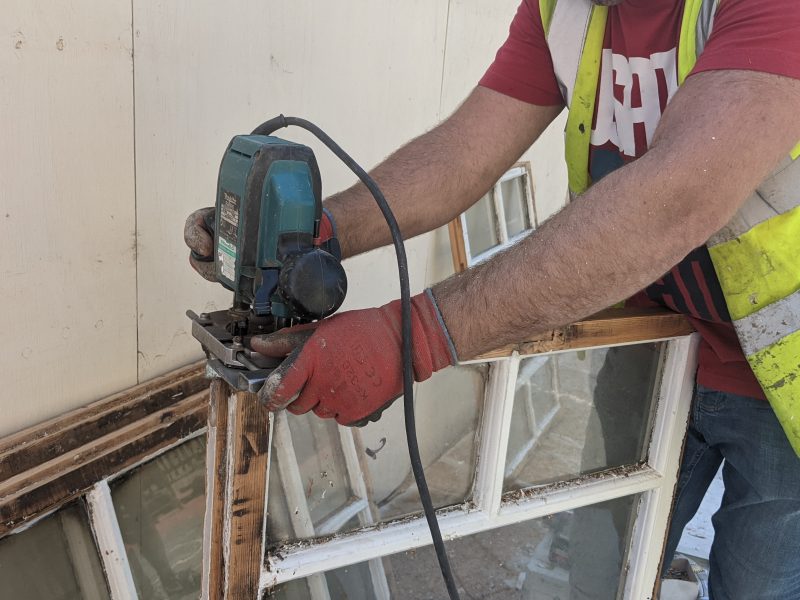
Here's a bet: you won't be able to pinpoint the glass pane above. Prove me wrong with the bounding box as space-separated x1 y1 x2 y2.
0 503 110 600
267 494 642 600
505 343 664 492
266 364 487 542
362 364 487 522
501 174 531 238
112 436 206 600
464 192 500 258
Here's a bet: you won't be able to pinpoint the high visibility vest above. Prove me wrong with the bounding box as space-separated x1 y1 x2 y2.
539 0 800 456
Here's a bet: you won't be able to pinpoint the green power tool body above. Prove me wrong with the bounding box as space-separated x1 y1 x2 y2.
187 134 347 391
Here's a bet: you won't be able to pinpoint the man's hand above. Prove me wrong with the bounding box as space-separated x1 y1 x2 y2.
250 291 455 425
183 207 216 281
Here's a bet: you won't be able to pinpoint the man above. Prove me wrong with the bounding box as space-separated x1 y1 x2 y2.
186 0 800 597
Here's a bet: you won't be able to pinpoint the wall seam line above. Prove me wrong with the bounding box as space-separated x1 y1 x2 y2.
437 0 453 121
131 0 141 383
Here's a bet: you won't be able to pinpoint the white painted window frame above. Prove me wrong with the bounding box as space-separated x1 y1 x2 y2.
462 163 538 267
261 333 699 599
9 332 697 600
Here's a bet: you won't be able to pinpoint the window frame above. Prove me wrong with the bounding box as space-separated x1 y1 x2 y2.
453 162 537 269
262 333 698 599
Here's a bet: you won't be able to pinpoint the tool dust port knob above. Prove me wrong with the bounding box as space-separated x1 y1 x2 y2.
279 249 347 320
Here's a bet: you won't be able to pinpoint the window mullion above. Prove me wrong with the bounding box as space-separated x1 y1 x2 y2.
472 354 519 516
624 334 699 599
493 183 509 244
337 427 392 599
274 412 316 538
85 481 138 600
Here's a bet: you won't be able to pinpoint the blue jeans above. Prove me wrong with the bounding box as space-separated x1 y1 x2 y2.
663 385 800 600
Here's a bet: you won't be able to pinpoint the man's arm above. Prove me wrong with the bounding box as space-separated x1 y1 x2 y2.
326 86 562 258
435 70 800 358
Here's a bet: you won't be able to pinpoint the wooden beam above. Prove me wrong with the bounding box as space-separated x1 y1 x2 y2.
475 308 694 360
202 379 272 600
0 363 209 537
0 362 207 482
447 218 469 273
0 392 207 536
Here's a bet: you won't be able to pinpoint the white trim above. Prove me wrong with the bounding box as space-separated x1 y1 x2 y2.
263 464 663 586
472 356 519 515
498 165 527 183
624 334 699 599
274 411 316 538
315 499 369 536
86 481 138 600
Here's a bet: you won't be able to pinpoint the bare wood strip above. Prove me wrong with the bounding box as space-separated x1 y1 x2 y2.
475 308 694 360
0 362 206 480
203 379 230 600
447 218 469 274
0 392 208 502
0 395 207 537
225 389 271 599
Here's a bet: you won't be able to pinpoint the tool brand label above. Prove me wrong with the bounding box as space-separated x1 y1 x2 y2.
218 190 240 281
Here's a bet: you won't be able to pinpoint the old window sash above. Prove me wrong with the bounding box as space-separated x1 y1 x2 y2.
0 362 209 599
0 262 698 598
262 326 697 598
451 162 537 270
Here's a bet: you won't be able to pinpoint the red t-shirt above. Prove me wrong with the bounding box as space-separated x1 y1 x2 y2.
479 0 800 400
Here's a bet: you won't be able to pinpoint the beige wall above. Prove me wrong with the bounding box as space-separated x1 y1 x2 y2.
0 0 566 437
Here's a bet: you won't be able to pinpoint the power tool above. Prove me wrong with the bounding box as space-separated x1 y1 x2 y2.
187 134 347 391
188 116 461 600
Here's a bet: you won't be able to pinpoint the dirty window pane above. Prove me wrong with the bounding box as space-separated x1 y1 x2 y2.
361 364 487 522
267 364 486 542
505 344 664 492
464 192 500 257
501 175 531 238
112 436 206 600
267 494 642 600
0 503 110 600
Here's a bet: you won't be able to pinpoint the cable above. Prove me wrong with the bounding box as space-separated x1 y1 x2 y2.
252 115 461 600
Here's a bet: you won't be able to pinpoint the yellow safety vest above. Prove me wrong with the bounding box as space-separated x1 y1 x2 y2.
539 0 800 456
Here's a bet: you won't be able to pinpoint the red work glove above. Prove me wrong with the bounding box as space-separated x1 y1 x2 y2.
250 290 457 426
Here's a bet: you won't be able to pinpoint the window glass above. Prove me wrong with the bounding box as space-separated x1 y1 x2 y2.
464 193 500 257
0 503 110 600
266 364 487 541
501 175 530 238
267 494 642 600
361 364 487 522
112 436 206 600
289 413 354 526
505 344 664 492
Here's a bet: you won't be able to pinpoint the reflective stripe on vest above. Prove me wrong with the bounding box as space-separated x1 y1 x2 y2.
541 0 800 456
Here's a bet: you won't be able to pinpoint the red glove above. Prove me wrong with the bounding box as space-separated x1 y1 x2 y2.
251 290 456 425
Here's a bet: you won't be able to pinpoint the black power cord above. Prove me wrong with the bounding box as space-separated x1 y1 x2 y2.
252 115 461 600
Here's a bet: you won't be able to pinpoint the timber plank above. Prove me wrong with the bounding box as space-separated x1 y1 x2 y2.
0 362 206 481
476 308 694 360
225 390 271 599
204 380 230 600
0 394 207 536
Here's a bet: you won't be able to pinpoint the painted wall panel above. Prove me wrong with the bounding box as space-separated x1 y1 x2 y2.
437 0 568 225
132 0 450 380
0 2 137 436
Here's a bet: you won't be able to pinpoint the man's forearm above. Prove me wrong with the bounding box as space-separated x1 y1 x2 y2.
325 87 562 258
433 70 800 360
